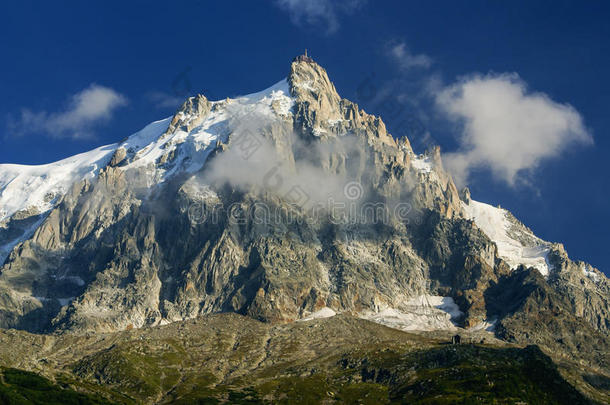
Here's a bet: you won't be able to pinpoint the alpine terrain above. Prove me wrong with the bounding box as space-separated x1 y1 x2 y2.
0 55 608 403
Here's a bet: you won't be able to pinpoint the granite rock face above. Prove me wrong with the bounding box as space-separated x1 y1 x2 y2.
0 57 608 370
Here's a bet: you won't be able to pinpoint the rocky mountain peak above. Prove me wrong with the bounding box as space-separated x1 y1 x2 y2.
0 57 608 379
287 56 397 150
168 94 212 133
289 55 340 103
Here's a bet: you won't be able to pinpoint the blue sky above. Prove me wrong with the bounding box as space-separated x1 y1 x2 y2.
1 0 609 274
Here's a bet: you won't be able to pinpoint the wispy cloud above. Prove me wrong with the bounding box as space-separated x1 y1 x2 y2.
436 73 593 186
146 91 185 110
274 0 366 34
389 42 432 70
9 84 127 139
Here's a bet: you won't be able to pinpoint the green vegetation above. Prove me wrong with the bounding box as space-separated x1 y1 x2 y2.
0 344 593 404
392 345 590 404
72 343 591 404
0 368 111 405
0 315 601 404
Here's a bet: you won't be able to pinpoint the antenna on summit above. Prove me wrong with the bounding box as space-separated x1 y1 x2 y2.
293 49 314 63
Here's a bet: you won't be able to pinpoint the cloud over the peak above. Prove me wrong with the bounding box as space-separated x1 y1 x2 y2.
389 42 432 70
436 74 592 186
10 84 127 139
275 0 365 34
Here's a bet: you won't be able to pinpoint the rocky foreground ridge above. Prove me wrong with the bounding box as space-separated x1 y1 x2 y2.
0 56 608 386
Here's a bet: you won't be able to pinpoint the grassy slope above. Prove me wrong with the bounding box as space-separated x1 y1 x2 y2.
0 314 607 404
0 368 112 404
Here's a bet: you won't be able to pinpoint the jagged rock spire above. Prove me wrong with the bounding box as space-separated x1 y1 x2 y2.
288 54 398 148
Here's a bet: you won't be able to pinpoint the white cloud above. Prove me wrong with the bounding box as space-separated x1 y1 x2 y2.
275 0 365 34
10 84 127 139
389 42 432 70
436 73 592 186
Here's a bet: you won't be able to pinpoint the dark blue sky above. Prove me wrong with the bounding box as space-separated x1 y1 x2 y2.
1 1 609 274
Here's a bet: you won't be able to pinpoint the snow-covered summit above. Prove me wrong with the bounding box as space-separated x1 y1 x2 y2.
107 79 294 186
0 79 295 223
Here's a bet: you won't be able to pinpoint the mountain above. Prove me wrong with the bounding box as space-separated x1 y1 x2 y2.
0 55 609 401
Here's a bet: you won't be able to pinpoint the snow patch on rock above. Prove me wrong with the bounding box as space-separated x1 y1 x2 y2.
0 214 49 265
298 307 336 321
462 199 552 276
411 154 433 173
0 145 117 221
582 265 601 283
361 295 463 331
467 318 497 332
